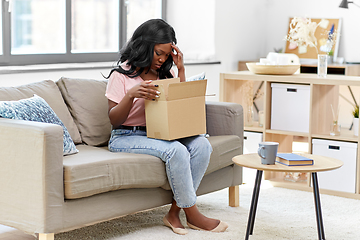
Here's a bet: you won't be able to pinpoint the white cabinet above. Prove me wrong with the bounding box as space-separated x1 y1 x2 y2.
312 139 357 193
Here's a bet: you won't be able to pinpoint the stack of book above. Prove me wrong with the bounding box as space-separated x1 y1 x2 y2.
276 153 313 166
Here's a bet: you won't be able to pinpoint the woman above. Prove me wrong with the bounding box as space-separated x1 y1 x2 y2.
105 19 228 235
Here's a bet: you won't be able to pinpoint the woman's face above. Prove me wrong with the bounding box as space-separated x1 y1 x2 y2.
151 43 172 71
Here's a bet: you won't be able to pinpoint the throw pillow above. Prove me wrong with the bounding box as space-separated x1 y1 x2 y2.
56 77 112 146
0 80 82 144
186 72 206 82
0 95 78 156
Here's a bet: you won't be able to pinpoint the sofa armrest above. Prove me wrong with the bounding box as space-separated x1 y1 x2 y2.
205 102 244 207
206 101 244 140
0 118 64 235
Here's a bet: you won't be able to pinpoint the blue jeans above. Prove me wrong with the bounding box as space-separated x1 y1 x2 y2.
108 129 212 208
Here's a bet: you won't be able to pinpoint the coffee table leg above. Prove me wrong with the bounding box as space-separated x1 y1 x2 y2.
312 172 325 240
245 170 263 240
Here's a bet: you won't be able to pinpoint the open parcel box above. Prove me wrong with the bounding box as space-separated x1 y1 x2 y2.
145 78 207 140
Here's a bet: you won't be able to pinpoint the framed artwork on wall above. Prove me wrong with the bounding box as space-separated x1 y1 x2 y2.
284 18 342 62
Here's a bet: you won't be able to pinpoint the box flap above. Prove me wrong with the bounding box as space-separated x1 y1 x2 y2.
167 79 207 101
151 78 180 101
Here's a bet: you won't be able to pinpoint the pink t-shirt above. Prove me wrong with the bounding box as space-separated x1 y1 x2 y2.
105 65 175 126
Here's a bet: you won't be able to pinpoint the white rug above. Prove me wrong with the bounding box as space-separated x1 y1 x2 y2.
55 181 360 240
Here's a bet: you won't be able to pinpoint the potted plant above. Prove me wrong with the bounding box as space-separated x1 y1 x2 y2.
352 105 359 136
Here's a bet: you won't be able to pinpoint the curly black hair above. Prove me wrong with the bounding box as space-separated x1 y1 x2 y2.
107 19 177 79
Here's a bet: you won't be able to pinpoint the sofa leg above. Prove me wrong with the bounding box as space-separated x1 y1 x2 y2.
38 233 54 240
229 186 239 207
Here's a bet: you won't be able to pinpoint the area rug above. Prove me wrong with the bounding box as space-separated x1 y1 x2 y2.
55 181 360 240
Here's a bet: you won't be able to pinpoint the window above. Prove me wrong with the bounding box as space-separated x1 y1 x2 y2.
0 0 164 66
126 0 163 41
71 0 119 53
11 0 66 54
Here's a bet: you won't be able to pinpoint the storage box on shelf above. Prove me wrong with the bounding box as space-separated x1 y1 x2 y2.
243 131 263 183
220 71 360 199
244 131 263 154
271 83 310 133
312 139 357 194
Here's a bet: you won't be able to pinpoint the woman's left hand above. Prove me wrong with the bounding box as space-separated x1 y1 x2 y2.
171 43 185 82
171 43 184 72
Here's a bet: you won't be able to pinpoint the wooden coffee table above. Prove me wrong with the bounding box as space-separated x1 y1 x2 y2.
232 153 343 240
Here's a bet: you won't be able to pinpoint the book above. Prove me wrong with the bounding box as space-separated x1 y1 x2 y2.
276 153 314 166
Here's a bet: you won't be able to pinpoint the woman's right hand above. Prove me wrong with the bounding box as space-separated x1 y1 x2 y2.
127 80 160 101
108 80 160 128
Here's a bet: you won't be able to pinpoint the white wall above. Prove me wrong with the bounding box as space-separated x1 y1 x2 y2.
167 0 267 101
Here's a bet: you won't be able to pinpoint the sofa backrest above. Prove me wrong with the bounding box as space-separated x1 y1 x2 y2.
56 77 112 146
0 80 82 144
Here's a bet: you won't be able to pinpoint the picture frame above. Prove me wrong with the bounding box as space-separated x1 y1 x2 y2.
284 18 342 62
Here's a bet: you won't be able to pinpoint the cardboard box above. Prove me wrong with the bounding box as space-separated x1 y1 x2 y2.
145 78 207 140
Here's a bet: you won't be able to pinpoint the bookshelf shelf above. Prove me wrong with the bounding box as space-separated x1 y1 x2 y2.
312 128 358 142
244 126 263 132
265 129 310 137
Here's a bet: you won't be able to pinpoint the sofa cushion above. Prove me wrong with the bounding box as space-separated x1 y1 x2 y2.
0 80 82 144
206 135 242 174
0 95 78 155
63 135 241 199
57 77 112 146
63 144 167 199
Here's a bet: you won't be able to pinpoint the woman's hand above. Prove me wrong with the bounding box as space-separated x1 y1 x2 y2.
127 80 160 101
171 43 184 71
108 80 160 128
171 43 186 82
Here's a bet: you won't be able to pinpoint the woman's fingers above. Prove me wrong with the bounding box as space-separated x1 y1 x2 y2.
138 81 160 100
171 43 181 54
171 44 183 58
171 43 184 69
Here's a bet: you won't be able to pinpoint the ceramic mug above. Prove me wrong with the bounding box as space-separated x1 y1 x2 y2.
258 142 279 165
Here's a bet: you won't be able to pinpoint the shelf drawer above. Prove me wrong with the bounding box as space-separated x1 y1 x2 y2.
244 131 263 154
243 131 263 183
271 83 310 133
312 139 357 193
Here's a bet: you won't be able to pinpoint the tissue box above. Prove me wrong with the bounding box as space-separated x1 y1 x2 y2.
145 78 207 140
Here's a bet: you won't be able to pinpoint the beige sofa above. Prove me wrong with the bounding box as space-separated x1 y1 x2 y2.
0 77 243 239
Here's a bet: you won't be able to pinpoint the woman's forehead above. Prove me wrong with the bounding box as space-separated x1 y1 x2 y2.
154 43 172 53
